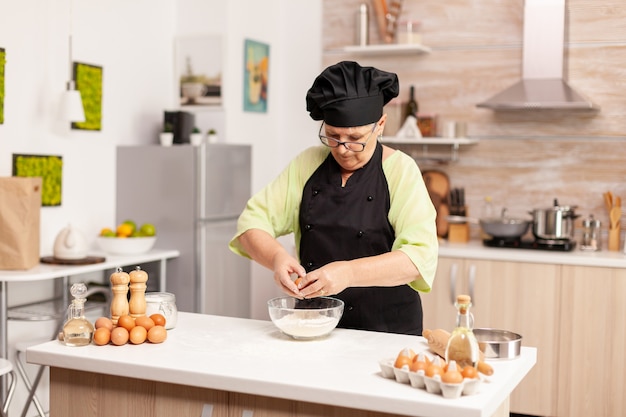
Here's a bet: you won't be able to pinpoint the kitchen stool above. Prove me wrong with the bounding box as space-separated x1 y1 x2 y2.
0 358 16 417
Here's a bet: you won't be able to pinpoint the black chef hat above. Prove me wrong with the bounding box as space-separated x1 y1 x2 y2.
306 61 399 127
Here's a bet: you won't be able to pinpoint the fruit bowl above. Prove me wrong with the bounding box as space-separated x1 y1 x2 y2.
267 296 344 340
96 236 156 255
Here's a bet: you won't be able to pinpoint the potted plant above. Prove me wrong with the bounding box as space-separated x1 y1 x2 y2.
190 127 203 146
207 129 218 143
160 123 174 146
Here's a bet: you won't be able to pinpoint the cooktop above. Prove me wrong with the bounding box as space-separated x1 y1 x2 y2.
483 237 577 252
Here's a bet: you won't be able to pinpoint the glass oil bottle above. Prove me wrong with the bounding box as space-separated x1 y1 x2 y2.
445 294 480 369
62 282 94 346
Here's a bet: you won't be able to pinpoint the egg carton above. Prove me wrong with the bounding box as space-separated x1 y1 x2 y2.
378 358 481 399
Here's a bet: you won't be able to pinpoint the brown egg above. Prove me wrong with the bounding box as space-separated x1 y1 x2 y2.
149 313 166 327
442 369 464 384
95 317 113 331
117 315 135 332
394 347 416 369
129 326 148 344
135 315 155 331
111 327 129 346
93 327 111 346
425 364 444 378
147 325 167 344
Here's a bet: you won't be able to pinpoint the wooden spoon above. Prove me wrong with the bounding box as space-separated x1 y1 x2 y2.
604 192 613 212
610 206 621 229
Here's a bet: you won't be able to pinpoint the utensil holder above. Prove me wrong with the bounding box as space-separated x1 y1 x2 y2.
448 223 470 243
608 227 621 251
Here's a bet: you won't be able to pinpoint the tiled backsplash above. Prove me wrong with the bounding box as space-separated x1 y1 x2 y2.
323 0 626 235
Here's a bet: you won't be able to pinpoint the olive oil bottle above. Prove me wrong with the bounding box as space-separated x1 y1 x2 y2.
62 283 94 346
445 294 479 369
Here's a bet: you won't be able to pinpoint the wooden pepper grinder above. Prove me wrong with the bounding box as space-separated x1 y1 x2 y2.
129 266 148 318
110 267 130 325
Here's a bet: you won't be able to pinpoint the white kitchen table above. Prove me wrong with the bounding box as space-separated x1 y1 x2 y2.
27 312 536 417
0 249 179 402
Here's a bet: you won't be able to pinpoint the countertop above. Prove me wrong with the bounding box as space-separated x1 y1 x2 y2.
27 312 536 417
438 240 626 268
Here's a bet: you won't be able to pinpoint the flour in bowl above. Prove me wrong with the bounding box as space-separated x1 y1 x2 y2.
273 312 340 338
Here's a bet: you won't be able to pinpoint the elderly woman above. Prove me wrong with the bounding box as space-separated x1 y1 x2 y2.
229 61 438 335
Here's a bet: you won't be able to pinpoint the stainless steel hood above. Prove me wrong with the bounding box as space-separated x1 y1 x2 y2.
477 0 599 111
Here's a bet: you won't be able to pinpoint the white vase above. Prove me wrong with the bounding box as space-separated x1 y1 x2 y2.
190 133 204 146
207 133 218 143
160 132 174 147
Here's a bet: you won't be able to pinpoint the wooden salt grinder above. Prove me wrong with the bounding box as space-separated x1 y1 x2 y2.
110 267 130 325
129 266 148 318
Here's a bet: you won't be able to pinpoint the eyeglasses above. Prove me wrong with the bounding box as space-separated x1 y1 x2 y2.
318 122 376 152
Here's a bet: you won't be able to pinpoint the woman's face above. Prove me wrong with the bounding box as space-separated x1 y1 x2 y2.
322 115 386 173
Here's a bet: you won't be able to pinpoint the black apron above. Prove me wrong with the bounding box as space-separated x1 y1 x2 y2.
299 142 423 335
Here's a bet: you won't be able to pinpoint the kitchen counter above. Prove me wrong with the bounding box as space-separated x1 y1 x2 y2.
439 240 626 268
27 312 536 417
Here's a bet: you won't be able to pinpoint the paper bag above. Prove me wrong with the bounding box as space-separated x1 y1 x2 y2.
0 177 42 270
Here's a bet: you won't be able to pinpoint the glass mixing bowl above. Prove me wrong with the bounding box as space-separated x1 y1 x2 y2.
267 296 344 340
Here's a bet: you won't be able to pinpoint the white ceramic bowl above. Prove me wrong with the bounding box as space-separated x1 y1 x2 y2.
96 236 156 255
267 296 344 340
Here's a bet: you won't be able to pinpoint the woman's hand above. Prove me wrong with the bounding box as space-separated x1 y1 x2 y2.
296 260 353 298
272 251 307 298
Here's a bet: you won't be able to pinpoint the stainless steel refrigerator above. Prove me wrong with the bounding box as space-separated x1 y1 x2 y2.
116 144 251 316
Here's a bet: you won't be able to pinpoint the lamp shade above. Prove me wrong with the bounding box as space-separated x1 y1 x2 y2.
61 87 85 123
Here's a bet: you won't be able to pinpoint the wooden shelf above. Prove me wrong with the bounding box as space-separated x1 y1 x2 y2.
328 43 431 56
380 136 478 162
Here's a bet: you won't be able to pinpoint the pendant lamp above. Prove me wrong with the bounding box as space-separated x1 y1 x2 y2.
62 0 85 123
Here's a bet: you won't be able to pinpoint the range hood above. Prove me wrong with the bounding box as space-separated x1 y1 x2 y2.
477 0 599 111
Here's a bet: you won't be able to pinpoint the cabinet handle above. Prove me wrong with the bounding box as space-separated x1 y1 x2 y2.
468 264 476 304
449 262 458 305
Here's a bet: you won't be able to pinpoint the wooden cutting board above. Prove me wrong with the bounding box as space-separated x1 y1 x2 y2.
422 170 450 237
41 256 106 265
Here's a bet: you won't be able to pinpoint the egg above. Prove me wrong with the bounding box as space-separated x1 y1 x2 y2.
95 317 113 331
147 325 167 344
129 325 148 344
149 313 166 327
394 347 416 369
110 327 129 346
461 365 479 379
135 315 155 331
409 353 430 373
93 327 111 346
117 315 135 332
425 363 444 378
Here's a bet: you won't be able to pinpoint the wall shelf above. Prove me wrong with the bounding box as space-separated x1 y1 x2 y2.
327 43 431 56
380 137 478 162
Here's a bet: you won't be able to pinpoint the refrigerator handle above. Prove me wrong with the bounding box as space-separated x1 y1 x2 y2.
197 146 207 312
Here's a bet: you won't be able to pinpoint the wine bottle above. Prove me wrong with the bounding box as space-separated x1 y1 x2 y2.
405 85 419 118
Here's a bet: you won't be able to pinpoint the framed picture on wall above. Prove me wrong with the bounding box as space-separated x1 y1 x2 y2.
243 39 269 113
72 62 103 131
12 154 63 206
175 35 222 107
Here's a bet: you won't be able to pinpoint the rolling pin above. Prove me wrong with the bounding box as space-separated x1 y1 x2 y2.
423 328 494 376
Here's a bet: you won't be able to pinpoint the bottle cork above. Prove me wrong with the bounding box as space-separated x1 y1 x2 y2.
129 266 148 318
110 267 130 325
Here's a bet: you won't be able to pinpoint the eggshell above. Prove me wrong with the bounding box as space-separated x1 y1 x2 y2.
93 327 111 346
95 317 113 331
150 314 166 327
117 315 136 332
111 327 129 346
147 325 167 344
135 315 155 331
129 326 148 344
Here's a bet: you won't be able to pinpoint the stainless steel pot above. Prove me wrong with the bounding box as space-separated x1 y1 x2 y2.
530 199 579 240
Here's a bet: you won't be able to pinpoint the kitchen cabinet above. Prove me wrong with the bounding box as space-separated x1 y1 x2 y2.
422 257 561 416
557 265 626 417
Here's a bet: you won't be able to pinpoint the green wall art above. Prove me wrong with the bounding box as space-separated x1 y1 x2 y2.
72 62 103 131
12 154 63 206
0 47 5 124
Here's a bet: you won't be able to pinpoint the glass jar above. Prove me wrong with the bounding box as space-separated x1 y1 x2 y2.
145 292 178 329
580 215 601 251
396 20 422 45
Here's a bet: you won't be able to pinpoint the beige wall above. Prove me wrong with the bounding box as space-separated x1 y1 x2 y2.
323 0 626 242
